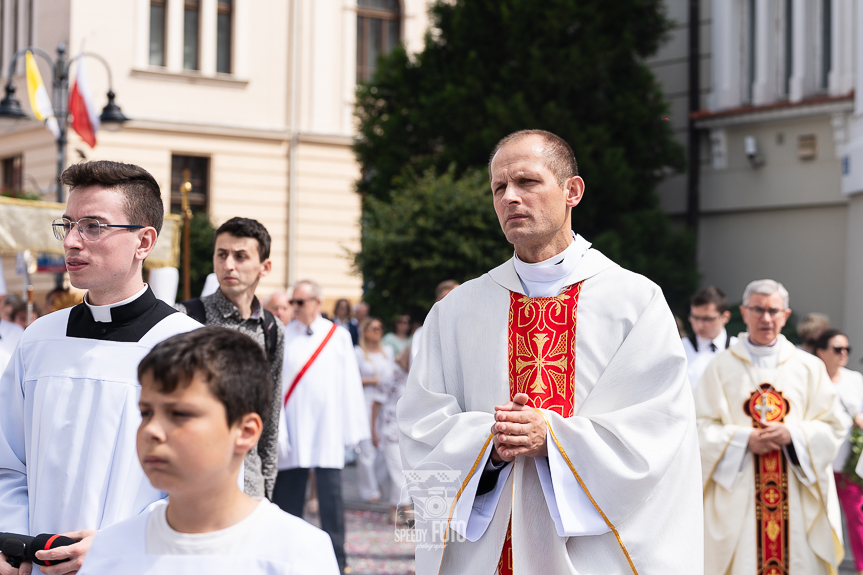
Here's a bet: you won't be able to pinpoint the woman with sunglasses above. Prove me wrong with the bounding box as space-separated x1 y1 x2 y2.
815 328 863 574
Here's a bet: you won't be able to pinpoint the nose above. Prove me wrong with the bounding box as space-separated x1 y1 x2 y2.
63 224 83 251
500 183 522 205
140 416 166 442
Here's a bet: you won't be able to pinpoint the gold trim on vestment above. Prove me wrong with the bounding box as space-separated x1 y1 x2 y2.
537 410 640 575
436 433 495 575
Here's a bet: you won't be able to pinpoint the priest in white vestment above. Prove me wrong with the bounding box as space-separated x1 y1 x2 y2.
398 130 703 575
695 279 849 575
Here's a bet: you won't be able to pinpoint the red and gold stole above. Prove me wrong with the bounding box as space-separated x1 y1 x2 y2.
743 384 791 575
497 282 582 575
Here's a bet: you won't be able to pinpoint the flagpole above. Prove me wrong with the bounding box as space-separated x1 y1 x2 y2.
53 44 68 203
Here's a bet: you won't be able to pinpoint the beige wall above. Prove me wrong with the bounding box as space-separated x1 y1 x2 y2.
698 204 847 326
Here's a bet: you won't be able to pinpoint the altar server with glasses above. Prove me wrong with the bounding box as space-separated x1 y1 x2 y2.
0 161 200 575
695 279 850 575
682 286 737 389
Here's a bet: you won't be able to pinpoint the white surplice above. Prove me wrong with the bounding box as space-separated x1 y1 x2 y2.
0 318 23 375
695 335 849 575
78 499 339 575
0 288 201 554
398 242 703 575
278 316 369 470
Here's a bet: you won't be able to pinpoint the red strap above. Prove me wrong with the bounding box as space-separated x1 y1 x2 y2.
283 323 339 407
42 534 61 566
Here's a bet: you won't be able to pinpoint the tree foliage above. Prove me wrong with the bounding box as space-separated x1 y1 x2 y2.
175 211 215 301
357 167 511 321
355 0 698 320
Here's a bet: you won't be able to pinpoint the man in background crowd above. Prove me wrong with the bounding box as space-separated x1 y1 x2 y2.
275 279 368 573
797 312 830 354
682 285 737 389
175 217 284 500
265 290 293 326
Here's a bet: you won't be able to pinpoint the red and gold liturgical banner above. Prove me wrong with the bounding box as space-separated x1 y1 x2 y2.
743 384 791 575
498 282 582 575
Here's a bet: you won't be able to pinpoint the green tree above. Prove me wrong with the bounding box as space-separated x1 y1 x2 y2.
355 0 697 320
357 167 511 322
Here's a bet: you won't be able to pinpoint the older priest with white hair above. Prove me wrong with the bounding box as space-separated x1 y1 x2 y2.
695 279 849 575
398 129 703 575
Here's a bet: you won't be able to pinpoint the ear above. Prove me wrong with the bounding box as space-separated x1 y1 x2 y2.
720 310 731 325
783 308 792 322
234 413 263 455
564 176 585 208
134 228 159 262
739 305 747 322
259 258 272 279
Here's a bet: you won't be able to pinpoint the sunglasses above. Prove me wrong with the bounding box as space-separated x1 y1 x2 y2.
289 299 316 307
832 346 852 354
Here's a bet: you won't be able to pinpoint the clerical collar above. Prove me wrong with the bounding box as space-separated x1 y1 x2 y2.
68 286 178 342
745 337 779 358
512 232 590 297
84 285 149 323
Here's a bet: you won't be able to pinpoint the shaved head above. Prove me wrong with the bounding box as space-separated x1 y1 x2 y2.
489 130 578 185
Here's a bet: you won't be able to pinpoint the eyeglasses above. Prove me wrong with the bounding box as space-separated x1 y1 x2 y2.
367 326 383 332
832 346 852 355
743 306 786 318
52 217 144 241
289 299 317 307
689 314 720 323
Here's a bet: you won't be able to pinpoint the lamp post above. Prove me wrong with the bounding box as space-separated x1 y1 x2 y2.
0 43 129 202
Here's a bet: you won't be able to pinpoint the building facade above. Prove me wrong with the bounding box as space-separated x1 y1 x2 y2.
649 0 863 352
0 0 432 310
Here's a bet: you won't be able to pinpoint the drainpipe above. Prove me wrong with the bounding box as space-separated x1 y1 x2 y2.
287 0 301 287
686 0 700 232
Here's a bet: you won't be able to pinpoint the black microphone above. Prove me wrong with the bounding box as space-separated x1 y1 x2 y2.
0 532 76 568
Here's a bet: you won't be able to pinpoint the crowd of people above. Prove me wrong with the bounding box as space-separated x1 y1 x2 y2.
3 129 863 575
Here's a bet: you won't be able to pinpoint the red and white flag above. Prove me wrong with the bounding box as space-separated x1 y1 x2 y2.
68 59 100 148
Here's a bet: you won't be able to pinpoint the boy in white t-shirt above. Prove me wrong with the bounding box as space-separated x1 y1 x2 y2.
72 327 339 575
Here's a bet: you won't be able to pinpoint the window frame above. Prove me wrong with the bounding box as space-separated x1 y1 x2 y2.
149 0 167 67
170 154 210 216
356 1 401 83
216 0 233 74
183 0 201 71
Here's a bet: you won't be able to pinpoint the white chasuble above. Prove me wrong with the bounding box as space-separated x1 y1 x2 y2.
695 335 849 575
0 288 201 549
397 248 703 575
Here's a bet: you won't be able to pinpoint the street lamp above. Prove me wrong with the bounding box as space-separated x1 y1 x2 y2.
0 43 129 202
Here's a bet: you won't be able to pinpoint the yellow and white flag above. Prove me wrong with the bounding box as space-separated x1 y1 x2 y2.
25 51 59 138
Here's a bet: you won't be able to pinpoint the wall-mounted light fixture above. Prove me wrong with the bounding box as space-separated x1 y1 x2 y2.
745 136 764 168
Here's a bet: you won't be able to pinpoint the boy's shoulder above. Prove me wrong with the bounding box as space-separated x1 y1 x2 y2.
250 500 334 549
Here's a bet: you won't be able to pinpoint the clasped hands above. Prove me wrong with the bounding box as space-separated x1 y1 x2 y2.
490 393 548 462
747 422 792 455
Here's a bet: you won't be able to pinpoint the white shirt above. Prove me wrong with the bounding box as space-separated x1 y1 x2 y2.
833 367 863 472
0 318 23 374
79 499 339 575
681 328 737 389
512 232 590 297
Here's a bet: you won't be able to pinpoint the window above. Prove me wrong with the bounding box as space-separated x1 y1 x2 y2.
149 0 166 66
356 0 400 83
170 155 209 215
1 155 22 195
784 0 792 96
183 0 200 71
216 0 232 74
746 0 756 103
821 0 832 90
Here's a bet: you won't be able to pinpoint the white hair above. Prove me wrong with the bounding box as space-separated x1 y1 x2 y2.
742 279 789 309
292 279 322 300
